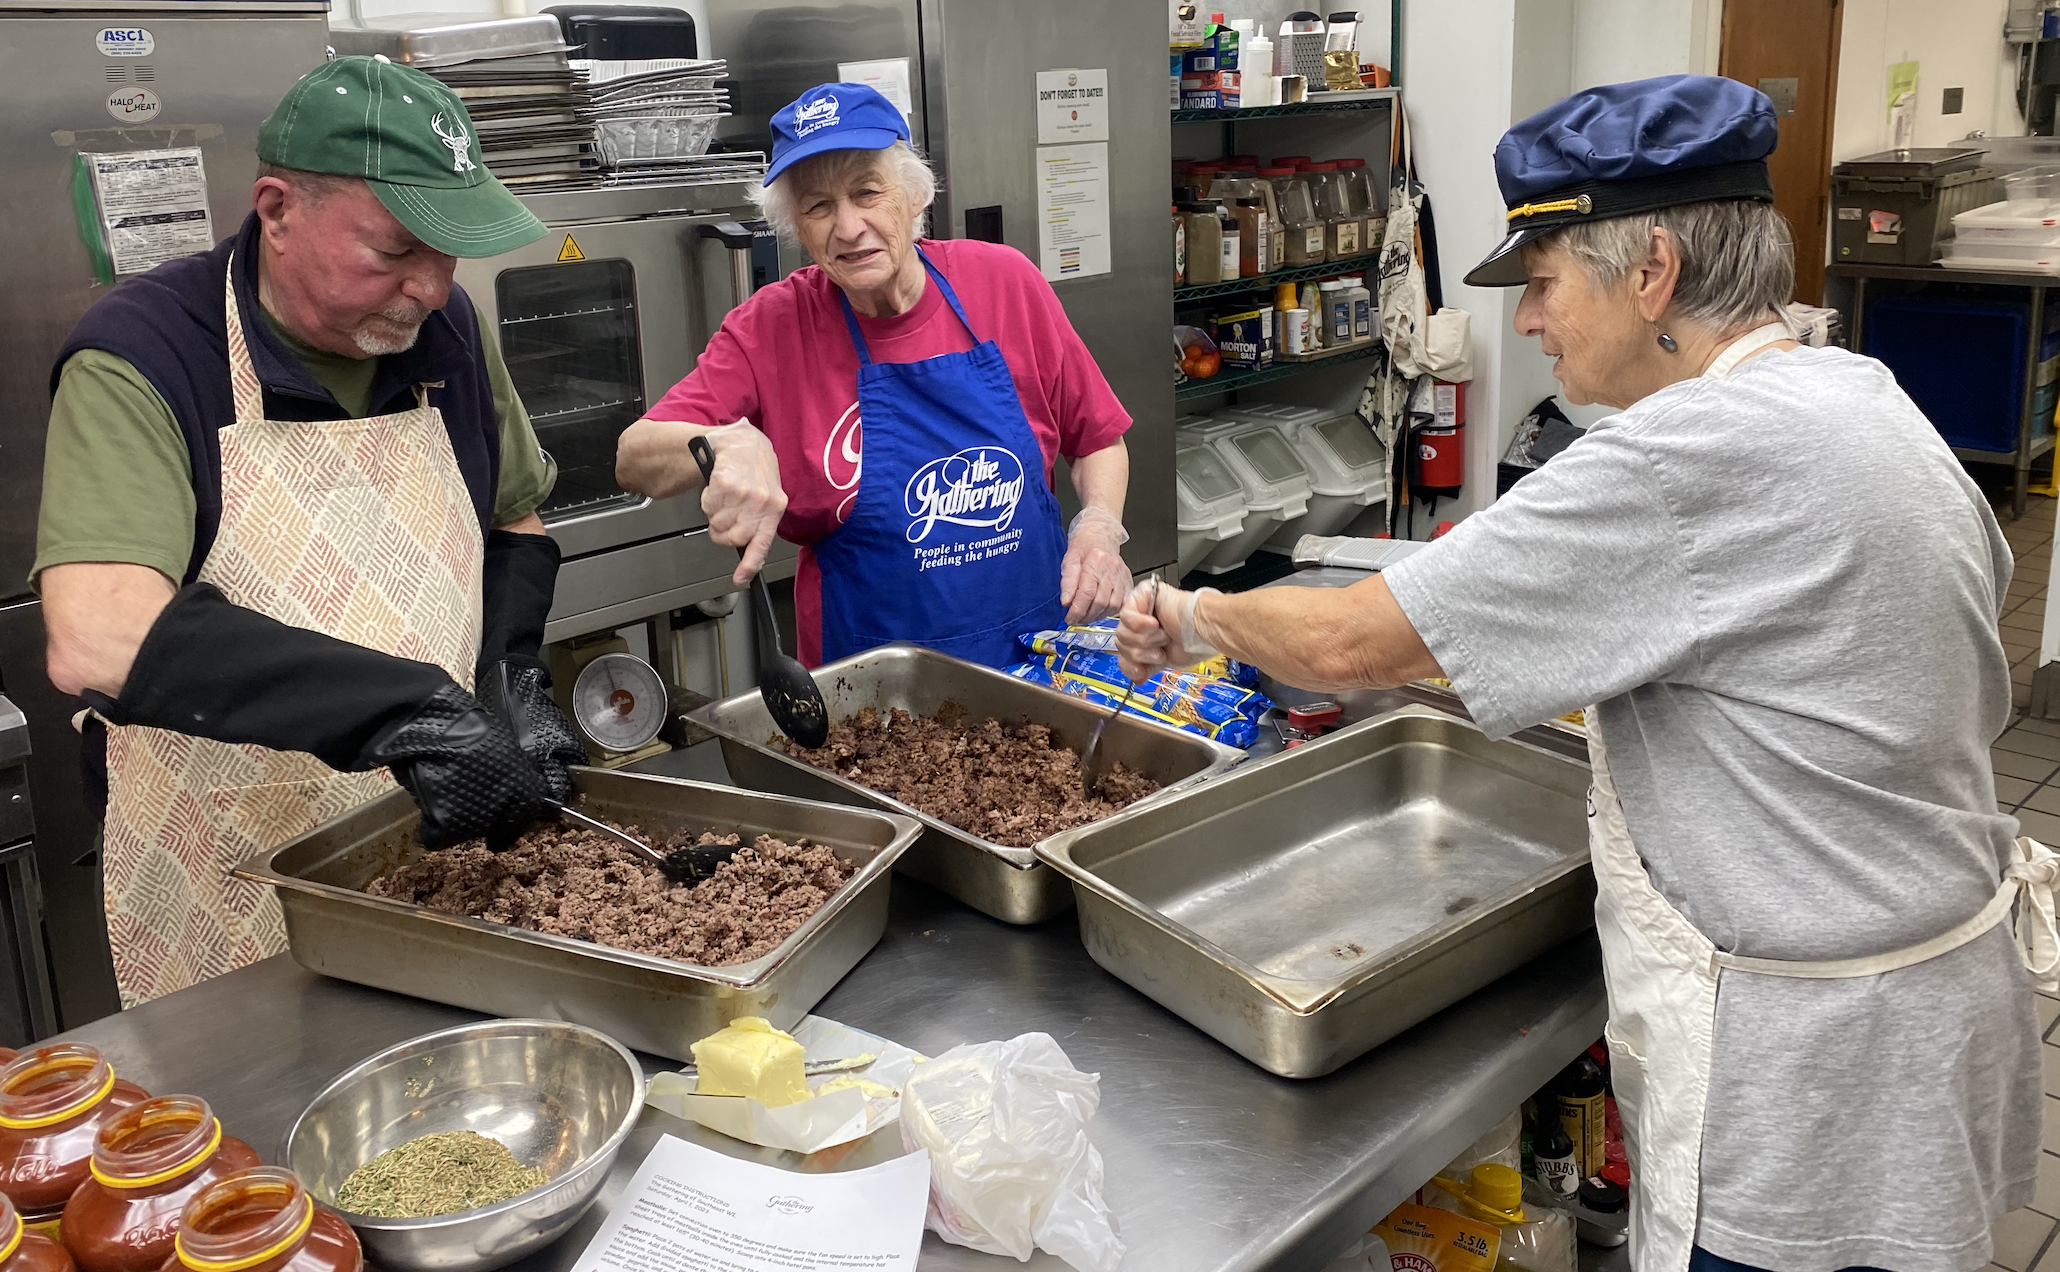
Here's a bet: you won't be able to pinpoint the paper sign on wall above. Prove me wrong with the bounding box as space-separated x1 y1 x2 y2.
81 148 213 277
1036 68 1109 143
837 57 914 123
1036 141 1110 282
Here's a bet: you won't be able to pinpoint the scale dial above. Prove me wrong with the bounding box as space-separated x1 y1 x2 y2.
571 653 668 753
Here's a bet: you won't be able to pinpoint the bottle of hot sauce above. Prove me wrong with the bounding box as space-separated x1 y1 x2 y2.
162 1169 360 1272
62 1097 260 1272
0 1047 151 1228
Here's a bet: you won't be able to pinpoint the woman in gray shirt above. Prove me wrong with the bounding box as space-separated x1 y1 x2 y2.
1118 76 2053 1272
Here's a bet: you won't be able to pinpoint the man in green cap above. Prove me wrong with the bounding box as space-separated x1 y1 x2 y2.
34 56 587 1006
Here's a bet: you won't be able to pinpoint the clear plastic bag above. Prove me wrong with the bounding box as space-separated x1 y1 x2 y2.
899 1033 1122 1272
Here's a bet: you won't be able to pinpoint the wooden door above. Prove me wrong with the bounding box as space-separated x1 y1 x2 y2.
1721 0 1843 304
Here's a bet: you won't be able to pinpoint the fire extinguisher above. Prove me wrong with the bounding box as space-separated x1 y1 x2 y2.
1410 380 1466 494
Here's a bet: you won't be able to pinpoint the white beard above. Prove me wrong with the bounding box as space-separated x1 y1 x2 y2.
352 302 429 356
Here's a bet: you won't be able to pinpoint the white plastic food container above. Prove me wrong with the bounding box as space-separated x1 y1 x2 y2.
1176 443 1249 577
1176 417 1313 573
1213 403 1387 548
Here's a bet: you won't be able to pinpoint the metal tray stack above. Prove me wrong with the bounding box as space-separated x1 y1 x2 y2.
687 644 1245 924
1037 705 1596 1077
234 768 919 1061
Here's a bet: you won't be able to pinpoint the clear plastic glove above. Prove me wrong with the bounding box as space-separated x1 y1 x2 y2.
1115 579 1220 681
1060 507 1131 625
700 420 788 585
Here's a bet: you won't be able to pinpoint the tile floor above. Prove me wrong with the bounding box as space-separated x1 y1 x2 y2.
1990 494 2060 1272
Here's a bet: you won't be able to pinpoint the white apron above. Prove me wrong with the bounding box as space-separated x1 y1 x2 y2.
100 259 483 1007
1587 321 2060 1272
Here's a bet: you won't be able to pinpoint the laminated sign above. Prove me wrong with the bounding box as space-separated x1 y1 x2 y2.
75 147 213 280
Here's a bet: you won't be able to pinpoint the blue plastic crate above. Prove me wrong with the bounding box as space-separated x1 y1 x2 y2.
1864 297 2030 452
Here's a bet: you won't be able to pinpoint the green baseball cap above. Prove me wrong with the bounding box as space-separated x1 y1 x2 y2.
257 56 547 258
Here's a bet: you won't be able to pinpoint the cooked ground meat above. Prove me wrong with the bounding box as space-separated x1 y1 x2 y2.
365 819 856 966
775 705 1160 847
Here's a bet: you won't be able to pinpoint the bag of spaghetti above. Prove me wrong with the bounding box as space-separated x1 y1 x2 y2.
1006 623 1273 748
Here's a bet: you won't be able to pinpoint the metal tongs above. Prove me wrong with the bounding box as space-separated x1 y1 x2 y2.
1080 578 1156 798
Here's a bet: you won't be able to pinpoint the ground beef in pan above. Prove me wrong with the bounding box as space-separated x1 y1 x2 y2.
364 819 856 966
774 705 1160 848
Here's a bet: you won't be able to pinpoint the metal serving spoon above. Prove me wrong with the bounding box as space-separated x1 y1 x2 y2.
550 801 737 886
687 435 832 750
1080 577 1156 798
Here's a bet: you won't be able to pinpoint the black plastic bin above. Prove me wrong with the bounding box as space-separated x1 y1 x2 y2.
1832 149 1997 266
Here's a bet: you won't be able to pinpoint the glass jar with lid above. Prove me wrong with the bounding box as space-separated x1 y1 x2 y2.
1333 158 1384 258
1270 170 1327 267
1305 163 1362 259
169 1169 359 1272
61 1097 261 1272
0 1194 73 1272
0 1047 150 1223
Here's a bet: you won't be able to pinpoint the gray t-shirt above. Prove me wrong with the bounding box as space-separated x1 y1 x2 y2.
1383 345 2041 1272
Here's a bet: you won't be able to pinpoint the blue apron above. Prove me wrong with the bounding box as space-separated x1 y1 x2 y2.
815 248 1069 668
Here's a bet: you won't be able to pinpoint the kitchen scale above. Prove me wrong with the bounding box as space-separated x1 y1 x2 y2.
570 651 672 766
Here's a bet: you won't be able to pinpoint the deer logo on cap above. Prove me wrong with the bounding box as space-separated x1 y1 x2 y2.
430 111 477 173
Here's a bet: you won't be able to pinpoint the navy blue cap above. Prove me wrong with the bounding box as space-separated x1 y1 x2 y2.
765 82 911 185
1465 75 1779 287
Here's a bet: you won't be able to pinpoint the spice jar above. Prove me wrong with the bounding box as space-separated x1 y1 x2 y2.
1272 171 1326 267
1179 202 1222 285
1307 163 1361 259
1215 201 1240 281
1319 279 1351 347
0 1194 73 1272
0 1047 150 1222
1334 158 1384 256
61 1098 259 1272
1235 197 1271 277
168 1170 359 1272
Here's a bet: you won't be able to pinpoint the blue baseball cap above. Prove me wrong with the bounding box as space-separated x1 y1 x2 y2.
764 82 911 185
1465 74 1778 287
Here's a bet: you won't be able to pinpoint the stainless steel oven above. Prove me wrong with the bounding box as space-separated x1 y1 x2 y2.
456 186 796 644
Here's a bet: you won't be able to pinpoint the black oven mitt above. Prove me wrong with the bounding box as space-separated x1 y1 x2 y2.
475 528 589 802
83 582 552 848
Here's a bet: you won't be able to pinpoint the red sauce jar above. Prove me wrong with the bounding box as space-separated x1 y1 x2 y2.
0 1192 76 1272
160 1170 358 1272
0 1047 149 1224
61 1098 259 1272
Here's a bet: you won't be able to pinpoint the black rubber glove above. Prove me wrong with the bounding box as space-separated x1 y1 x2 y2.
477 529 588 798
85 582 552 847
364 684 555 848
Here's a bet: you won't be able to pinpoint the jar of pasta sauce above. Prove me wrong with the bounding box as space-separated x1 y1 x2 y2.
0 1193 75 1272
165 1169 360 1272
62 1098 259 1272
0 1047 150 1230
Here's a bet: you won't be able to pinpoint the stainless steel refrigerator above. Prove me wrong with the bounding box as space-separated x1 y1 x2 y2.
705 0 1176 573
0 0 331 1031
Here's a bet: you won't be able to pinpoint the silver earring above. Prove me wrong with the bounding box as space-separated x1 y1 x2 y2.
1657 332 1679 353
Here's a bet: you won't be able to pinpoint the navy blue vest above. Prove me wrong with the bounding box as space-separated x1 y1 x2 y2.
52 211 503 584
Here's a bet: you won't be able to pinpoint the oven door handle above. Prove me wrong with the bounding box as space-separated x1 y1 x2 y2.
697 220 759 310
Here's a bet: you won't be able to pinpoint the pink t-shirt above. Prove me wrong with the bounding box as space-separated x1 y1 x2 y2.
646 238 1132 666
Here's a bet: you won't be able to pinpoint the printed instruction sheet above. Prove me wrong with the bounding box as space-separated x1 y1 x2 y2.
83 148 212 276
569 1134 930 1272
1035 141 1111 282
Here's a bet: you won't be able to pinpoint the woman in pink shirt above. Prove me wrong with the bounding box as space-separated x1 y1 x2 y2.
616 82 1133 669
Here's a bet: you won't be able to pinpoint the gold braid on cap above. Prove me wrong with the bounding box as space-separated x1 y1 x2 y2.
1506 194 1594 221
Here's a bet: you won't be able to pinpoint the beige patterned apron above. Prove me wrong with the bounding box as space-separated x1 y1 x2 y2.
101 257 483 1007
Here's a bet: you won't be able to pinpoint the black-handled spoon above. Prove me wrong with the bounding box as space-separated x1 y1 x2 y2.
688 434 831 749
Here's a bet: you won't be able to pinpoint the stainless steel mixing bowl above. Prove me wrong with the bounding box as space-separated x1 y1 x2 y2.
283 1018 645 1272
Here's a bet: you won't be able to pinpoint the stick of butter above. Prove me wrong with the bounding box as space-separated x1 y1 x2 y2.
689 1017 810 1107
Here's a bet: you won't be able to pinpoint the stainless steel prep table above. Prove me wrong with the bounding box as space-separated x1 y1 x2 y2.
48 874 1603 1272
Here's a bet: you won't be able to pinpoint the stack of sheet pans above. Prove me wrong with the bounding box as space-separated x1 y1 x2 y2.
330 16 600 189
575 57 734 175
